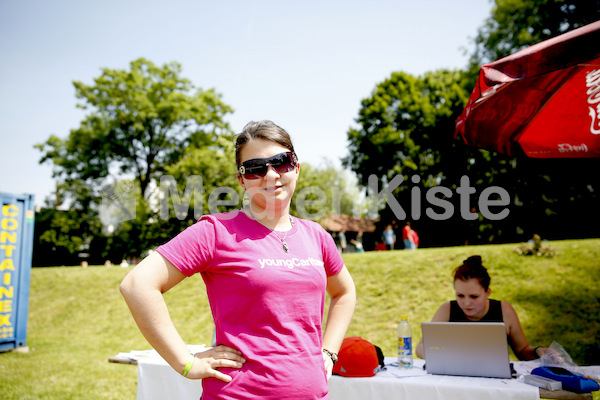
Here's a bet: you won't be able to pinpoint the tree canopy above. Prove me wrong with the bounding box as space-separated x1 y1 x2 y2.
344 70 474 187
343 69 504 245
293 160 366 221
36 58 234 198
34 58 236 263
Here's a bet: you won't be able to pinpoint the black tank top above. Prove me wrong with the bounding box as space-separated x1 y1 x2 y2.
449 299 503 322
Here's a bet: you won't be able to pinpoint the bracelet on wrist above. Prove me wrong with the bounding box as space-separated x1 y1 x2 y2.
322 348 338 365
533 346 541 358
181 353 195 377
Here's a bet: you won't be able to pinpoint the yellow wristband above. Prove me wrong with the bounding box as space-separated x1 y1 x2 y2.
182 353 195 377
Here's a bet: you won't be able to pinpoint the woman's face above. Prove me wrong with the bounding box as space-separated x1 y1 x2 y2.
237 138 299 212
454 278 491 320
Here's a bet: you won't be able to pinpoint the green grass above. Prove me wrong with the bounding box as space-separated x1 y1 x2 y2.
1 239 599 399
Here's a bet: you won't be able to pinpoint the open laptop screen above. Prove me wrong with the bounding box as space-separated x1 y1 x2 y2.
421 322 513 379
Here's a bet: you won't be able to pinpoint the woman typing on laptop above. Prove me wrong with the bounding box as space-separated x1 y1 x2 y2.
415 255 548 361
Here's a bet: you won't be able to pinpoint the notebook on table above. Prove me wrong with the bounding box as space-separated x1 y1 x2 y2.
421 321 513 379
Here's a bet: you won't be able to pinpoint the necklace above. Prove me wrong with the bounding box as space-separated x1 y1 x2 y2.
247 208 294 253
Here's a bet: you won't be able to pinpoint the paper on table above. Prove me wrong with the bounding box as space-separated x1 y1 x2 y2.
379 358 428 378
113 344 207 363
115 349 159 362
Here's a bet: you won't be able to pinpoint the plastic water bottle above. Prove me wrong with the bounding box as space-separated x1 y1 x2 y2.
397 314 413 368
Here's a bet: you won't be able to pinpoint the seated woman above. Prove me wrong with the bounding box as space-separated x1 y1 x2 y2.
415 255 548 361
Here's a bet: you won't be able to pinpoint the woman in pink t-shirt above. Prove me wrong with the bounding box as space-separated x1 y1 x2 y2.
120 120 356 399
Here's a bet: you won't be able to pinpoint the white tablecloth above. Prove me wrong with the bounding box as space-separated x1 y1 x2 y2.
134 353 543 400
328 358 540 400
137 355 203 400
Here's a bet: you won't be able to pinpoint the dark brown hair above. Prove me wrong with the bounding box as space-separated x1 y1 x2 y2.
234 120 296 168
453 255 491 291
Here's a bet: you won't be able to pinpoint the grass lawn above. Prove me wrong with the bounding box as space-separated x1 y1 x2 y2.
1 238 598 399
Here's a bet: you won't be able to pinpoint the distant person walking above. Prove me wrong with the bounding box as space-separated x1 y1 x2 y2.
338 230 347 254
402 221 417 250
410 229 419 249
382 224 396 250
350 231 364 253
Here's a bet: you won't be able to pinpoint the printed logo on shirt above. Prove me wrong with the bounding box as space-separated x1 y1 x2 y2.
258 257 324 269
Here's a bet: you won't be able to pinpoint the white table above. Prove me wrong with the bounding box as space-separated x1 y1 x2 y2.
131 353 548 400
137 354 203 400
329 358 540 400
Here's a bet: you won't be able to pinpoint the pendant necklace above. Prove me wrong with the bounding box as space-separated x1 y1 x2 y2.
247 208 294 253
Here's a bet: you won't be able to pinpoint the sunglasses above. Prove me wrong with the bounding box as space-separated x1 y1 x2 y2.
238 152 298 180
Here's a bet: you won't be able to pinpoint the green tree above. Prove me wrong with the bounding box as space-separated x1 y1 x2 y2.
36 58 234 198
164 136 239 215
293 160 365 221
148 136 241 240
33 181 103 266
344 70 472 187
343 69 517 245
35 58 235 260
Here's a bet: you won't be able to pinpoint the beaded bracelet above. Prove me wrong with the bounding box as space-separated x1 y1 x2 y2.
182 353 195 377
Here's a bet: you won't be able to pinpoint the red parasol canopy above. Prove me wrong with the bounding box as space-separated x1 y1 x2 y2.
455 21 600 158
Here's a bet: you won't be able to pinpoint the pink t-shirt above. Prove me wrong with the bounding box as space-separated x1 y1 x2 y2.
157 210 344 400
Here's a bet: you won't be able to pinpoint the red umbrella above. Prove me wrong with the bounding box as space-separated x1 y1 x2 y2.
455 21 600 158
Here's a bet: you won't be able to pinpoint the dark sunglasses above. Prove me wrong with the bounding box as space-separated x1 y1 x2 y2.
238 152 298 180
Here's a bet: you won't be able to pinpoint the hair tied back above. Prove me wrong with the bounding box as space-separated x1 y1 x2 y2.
464 255 483 265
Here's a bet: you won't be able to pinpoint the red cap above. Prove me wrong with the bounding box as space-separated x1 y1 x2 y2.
332 337 382 377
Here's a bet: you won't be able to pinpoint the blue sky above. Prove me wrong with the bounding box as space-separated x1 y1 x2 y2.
0 0 492 206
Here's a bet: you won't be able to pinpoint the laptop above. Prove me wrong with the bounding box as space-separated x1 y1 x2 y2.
421 322 513 379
